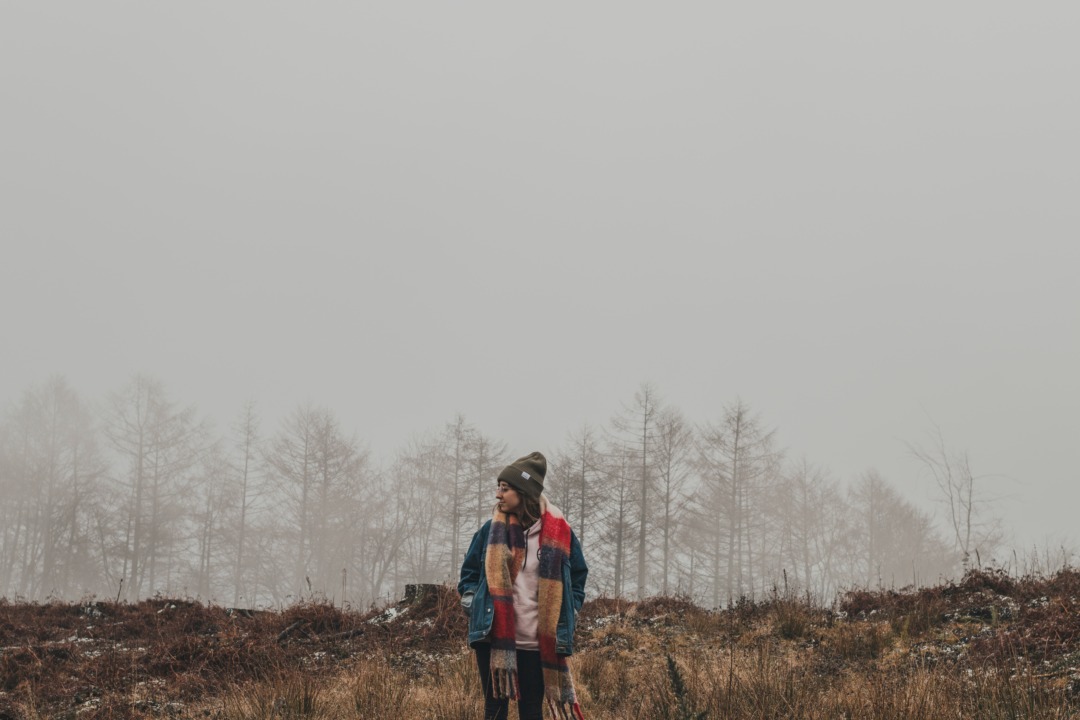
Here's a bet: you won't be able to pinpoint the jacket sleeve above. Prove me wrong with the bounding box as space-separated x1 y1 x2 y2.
458 523 487 597
569 529 588 612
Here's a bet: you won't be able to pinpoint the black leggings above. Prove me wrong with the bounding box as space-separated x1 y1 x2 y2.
474 644 544 720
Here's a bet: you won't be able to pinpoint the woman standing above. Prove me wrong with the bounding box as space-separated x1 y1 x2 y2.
458 451 588 720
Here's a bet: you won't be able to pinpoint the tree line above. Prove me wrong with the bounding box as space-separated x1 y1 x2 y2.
0 376 999 608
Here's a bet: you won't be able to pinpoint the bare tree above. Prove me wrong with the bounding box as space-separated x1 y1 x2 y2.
772 459 847 599
443 414 476 575
190 441 230 600
105 375 205 600
849 469 888 587
469 431 507 529
848 469 955 589
228 401 264 606
353 465 411 605
909 424 1003 570
0 377 105 600
552 423 603 545
266 404 368 599
598 448 636 597
653 407 694 596
608 382 660 599
392 433 451 585
696 399 779 606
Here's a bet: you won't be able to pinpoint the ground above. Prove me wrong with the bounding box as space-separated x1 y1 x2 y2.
2 569 1080 719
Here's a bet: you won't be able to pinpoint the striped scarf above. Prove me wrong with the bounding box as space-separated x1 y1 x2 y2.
484 497 584 720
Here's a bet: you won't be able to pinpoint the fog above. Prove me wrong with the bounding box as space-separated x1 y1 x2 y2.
2 4 1078 602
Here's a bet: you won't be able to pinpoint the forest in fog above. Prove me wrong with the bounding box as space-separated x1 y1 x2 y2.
0 374 1003 608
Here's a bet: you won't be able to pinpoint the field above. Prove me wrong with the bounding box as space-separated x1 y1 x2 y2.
3 569 1080 719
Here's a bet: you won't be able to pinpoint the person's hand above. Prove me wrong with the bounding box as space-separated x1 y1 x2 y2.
460 590 475 609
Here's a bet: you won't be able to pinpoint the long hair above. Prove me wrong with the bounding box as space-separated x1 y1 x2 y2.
517 494 542 529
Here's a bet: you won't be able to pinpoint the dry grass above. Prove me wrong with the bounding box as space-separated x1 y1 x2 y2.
2 569 1080 718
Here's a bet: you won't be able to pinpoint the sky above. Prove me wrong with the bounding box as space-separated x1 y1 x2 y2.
2 3 1078 554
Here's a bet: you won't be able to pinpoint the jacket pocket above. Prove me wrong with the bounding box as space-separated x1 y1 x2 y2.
469 577 492 640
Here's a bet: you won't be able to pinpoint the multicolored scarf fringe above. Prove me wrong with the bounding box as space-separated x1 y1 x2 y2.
485 498 584 720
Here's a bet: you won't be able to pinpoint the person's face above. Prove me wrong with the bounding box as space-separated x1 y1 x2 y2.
495 482 522 514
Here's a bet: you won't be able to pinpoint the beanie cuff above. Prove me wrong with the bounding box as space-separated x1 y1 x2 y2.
498 465 544 500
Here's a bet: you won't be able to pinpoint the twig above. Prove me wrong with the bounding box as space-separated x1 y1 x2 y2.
277 621 305 643
328 628 365 640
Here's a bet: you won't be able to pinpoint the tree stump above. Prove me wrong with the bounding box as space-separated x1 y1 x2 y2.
404 583 440 604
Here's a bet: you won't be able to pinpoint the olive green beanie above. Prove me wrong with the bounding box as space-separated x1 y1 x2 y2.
497 451 547 500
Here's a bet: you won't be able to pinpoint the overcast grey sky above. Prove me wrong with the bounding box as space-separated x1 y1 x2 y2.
2 3 1077 553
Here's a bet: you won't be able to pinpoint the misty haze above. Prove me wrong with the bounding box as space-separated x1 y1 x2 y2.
3 2 1077 608
0 376 1008 606
2 3 1079 718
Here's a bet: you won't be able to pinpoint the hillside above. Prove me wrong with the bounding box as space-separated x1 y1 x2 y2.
2 569 1079 719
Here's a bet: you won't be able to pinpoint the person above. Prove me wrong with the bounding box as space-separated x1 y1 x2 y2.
458 451 588 720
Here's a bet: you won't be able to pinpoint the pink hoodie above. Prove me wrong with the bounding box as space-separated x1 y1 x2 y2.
513 518 543 650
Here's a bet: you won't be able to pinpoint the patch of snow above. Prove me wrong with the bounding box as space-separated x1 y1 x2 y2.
368 606 404 624
76 698 101 715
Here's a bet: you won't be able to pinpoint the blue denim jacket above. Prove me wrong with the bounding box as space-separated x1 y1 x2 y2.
457 519 588 655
